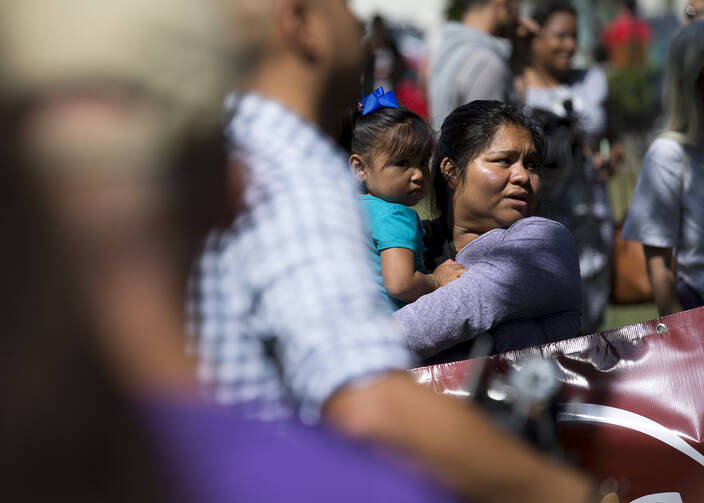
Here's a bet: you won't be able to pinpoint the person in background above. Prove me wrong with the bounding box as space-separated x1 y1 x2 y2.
394 100 582 362
622 21 704 315
189 1 597 502
338 89 465 310
362 15 405 94
428 0 522 130
516 1 613 334
600 0 651 69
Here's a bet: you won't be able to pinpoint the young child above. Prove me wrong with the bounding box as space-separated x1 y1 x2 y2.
339 88 465 310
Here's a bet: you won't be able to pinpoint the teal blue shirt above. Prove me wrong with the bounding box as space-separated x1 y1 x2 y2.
359 195 426 311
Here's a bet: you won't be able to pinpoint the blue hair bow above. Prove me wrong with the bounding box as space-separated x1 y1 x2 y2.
361 87 399 115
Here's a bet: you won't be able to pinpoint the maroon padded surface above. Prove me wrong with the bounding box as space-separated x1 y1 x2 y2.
410 307 704 502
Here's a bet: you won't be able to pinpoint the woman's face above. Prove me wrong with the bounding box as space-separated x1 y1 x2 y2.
449 124 540 235
532 11 577 77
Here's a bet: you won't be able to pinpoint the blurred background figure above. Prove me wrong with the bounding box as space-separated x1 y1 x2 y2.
362 14 430 118
363 14 405 93
428 0 521 130
0 1 463 502
517 1 614 334
600 0 652 69
621 21 704 315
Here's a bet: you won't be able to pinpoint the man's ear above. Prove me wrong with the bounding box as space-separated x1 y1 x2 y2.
439 157 458 190
277 0 317 62
348 154 367 183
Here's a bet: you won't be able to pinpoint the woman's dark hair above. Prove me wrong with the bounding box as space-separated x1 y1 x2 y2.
532 1 577 27
432 100 547 233
338 104 434 168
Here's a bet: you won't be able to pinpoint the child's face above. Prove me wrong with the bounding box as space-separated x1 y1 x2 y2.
360 149 430 206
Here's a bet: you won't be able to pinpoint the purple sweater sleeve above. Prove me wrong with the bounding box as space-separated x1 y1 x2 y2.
393 218 582 358
139 398 459 503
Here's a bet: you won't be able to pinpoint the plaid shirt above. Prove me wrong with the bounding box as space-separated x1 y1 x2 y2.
188 93 415 423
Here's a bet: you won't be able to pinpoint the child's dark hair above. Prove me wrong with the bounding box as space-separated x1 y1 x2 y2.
433 100 547 232
338 105 434 167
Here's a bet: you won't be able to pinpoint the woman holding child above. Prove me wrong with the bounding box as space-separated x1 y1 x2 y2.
342 93 582 362
397 100 581 362
402 100 582 361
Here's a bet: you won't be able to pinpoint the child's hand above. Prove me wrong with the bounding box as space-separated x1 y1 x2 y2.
432 259 466 288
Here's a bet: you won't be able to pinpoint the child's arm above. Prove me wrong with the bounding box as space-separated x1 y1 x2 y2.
380 248 465 303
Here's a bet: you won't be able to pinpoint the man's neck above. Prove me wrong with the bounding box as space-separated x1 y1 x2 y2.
461 7 496 36
245 59 329 134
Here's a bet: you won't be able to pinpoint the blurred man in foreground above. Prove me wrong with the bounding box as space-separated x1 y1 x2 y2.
0 1 461 501
189 1 597 502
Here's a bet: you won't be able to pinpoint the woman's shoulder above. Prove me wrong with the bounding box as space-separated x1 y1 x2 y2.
649 134 686 156
644 135 686 171
504 217 576 249
507 216 572 240
456 217 574 262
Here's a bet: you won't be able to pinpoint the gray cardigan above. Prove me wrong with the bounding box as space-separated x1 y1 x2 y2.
394 217 583 360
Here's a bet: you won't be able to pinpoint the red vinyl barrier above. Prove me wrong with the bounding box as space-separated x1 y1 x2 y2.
410 307 704 503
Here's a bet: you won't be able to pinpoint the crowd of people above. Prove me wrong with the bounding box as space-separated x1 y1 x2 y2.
2 0 704 502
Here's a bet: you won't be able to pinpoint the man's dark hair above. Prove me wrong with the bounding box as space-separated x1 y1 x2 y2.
531 1 578 27
432 100 546 232
463 0 492 10
446 0 491 21
622 0 638 14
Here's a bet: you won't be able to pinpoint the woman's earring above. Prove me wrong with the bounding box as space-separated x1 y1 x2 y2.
440 157 457 190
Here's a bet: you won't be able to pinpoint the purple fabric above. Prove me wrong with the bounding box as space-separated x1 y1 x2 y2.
394 217 582 359
678 279 704 311
138 397 458 503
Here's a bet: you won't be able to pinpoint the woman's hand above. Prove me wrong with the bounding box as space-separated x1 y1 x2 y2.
644 245 683 315
432 259 466 288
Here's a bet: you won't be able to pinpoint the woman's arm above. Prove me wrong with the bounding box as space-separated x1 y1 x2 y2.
394 218 582 357
644 245 682 315
380 248 464 303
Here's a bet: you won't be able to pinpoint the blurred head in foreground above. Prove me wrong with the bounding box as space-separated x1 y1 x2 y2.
0 0 237 501
230 0 364 135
